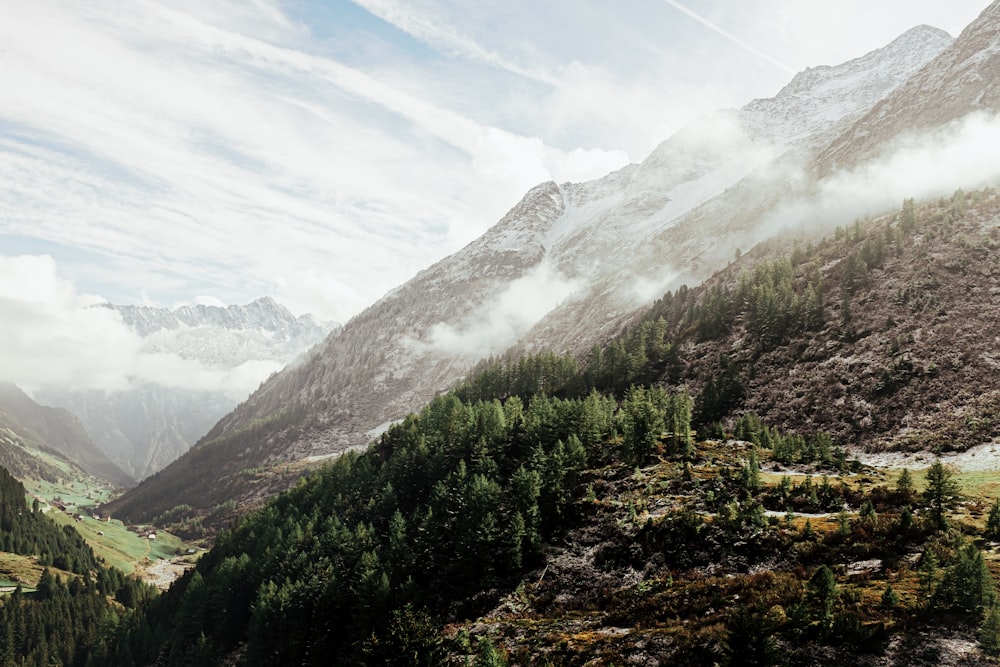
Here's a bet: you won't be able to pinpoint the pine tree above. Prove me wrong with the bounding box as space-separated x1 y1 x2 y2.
898 505 914 534
475 637 509 667
981 605 1000 656
806 565 838 632
896 468 915 498
985 499 1000 541
936 542 996 614
859 499 877 526
923 458 961 530
741 447 761 494
880 583 899 611
919 549 939 606
801 520 815 541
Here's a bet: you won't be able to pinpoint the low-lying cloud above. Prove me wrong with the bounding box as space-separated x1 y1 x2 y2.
411 261 582 361
762 111 1000 240
0 255 282 399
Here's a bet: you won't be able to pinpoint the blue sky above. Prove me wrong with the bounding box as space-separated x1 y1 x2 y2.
0 0 991 392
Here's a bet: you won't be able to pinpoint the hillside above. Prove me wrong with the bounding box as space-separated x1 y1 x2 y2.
93 194 1000 664
656 190 1000 454
0 383 132 487
0 463 155 667
105 24 960 530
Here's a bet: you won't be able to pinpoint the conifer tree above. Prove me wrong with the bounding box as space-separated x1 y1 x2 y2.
806 565 838 632
923 458 961 530
981 605 1000 657
919 549 939 605
985 499 1000 540
896 468 915 498
880 583 899 611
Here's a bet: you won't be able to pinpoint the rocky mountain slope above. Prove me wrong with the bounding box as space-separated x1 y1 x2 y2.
0 383 132 486
96 181 1000 667
676 190 1000 453
818 2 1000 174
38 297 330 481
108 11 1000 528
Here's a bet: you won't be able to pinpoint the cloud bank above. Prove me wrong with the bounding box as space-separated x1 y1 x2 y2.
0 255 282 398
760 111 1000 240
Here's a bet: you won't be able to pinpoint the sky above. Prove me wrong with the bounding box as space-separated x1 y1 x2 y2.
0 0 991 394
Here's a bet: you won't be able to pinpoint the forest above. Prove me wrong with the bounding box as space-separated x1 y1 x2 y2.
0 466 155 667
4 191 1000 665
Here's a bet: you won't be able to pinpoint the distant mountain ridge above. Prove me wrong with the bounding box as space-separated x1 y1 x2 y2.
107 295 327 342
108 7 1000 530
38 297 332 481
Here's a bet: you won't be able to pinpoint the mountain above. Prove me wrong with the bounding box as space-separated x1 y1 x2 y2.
0 383 132 486
37 297 331 481
818 4 1000 174
98 188 1000 666
108 20 983 531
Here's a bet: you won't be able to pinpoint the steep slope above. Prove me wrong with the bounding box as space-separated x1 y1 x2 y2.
0 383 132 486
667 190 1000 452
817 1 1000 174
107 25 955 528
37 297 331 480
102 193 1000 665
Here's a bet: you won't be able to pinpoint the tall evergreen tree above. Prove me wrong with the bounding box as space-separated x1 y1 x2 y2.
923 458 961 530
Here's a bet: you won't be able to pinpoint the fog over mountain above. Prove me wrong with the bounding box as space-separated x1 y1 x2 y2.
108 11 1000 526
35 297 331 481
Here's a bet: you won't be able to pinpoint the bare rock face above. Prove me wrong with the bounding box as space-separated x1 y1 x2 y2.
110 19 995 528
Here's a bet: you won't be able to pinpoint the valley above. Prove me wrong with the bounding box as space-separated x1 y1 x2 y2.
2 2 1000 665
21 472 200 590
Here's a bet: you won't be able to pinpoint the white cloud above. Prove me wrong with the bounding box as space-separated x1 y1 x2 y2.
409 261 582 361
348 0 559 85
0 1 636 323
0 255 141 393
758 111 1000 240
0 255 282 398
0 0 993 328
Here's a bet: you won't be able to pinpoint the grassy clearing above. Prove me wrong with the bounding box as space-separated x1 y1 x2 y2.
0 552 74 591
16 463 196 582
26 473 116 512
955 470 1000 501
48 512 146 573
47 510 193 574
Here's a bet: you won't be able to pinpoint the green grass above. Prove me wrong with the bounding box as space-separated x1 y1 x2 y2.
17 466 195 577
0 552 71 591
954 470 1000 500
49 512 146 573
48 511 192 574
27 475 116 512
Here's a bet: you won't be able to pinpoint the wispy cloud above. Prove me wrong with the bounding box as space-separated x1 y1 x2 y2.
755 111 1000 240
0 1 627 322
1 0 991 330
405 260 583 361
348 0 560 85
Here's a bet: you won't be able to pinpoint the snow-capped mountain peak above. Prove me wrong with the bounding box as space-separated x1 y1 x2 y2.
39 297 333 481
740 24 953 145
108 18 992 525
